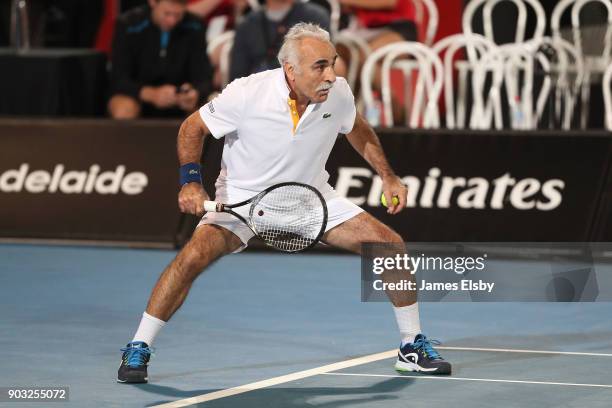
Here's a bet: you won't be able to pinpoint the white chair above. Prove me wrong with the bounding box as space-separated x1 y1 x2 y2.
361 42 443 128
498 42 557 129
469 38 582 130
551 0 612 128
551 0 577 41
469 43 541 130
525 37 585 130
206 30 234 58
604 63 612 130
382 45 443 128
207 31 235 89
339 1 436 99
505 47 536 129
317 0 341 38
470 46 506 129
246 0 261 11
571 0 612 67
378 8 440 128
463 0 546 45
430 33 499 129
334 33 371 89
411 0 439 46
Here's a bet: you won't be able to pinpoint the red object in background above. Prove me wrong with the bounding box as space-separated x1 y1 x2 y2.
187 0 237 30
95 0 118 54
434 0 462 42
355 0 415 28
389 0 463 124
433 0 463 115
96 0 238 54
353 0 461 38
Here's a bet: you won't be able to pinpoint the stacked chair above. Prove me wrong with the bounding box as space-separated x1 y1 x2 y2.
360 0 612 130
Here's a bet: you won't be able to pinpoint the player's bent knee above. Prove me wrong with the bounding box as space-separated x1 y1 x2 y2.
370 221 403 244
373 230 404 253
177 245 215 275
178 243 211 271
181 224 241 271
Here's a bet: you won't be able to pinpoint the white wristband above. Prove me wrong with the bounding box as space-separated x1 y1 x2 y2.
203 201 218 212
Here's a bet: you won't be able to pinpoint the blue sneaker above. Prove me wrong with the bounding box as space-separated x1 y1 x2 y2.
117 341 153 383
395 334 451 375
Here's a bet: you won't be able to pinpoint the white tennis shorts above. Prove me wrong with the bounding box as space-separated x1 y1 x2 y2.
197 195 364 252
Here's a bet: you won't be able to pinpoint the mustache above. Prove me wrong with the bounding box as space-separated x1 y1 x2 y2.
316 82 334 92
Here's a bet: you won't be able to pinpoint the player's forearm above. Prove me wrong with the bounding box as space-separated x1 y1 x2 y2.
177 111 208 165
361 136 396 180
346 115 396 179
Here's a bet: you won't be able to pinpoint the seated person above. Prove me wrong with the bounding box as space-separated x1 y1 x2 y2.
187 0 249 89
108 0 213 119
338 0 417 124
229 0 346 82
187 0 248 28
339 0 417 49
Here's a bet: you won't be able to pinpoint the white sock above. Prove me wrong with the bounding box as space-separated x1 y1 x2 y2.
132 312 166 346
393 303 421 346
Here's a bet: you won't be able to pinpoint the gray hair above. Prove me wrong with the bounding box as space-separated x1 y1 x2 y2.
277 23 332 69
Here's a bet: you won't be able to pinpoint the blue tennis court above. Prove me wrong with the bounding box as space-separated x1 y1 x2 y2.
2 244 611 407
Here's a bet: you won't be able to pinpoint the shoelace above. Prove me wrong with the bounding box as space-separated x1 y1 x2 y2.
120 344 154 367
412 336 442 360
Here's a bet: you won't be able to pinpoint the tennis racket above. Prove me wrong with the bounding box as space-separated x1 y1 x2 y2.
203 182 328 253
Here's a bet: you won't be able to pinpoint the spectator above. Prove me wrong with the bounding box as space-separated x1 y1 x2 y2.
230 0 346 82
187 0 248 29
187 0 249 89
129 0 248 28
108 0 213 119
339 0 417 50
338 0 417 124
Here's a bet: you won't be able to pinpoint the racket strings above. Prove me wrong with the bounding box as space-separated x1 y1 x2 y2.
251 185 326 252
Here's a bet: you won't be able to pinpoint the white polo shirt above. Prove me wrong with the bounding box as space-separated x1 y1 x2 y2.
199 68 356 202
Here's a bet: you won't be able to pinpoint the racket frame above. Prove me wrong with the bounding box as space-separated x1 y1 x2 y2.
203 182 328 252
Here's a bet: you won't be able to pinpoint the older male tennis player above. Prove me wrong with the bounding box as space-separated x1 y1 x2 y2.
118 23 451 383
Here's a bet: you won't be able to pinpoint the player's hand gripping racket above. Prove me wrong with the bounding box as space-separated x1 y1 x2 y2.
203 182 328 253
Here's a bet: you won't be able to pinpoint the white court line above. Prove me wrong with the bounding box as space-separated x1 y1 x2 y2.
150 350 397 408
151 346 612 407
322 372 612 389
437 346 612 357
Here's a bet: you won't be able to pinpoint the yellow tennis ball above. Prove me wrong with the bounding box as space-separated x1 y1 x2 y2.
381 193 400 207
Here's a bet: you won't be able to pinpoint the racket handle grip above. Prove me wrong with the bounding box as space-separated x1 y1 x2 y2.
203 200 221 212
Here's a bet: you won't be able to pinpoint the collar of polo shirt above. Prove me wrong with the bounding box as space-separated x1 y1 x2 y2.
277 69 314 134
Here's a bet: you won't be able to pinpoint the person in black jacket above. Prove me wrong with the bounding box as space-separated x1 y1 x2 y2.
109 0 213 119
229 0 331 82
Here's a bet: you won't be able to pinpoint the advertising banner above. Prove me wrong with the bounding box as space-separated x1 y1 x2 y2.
2 122 611 244
0 120 181 243
326 130 612 241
